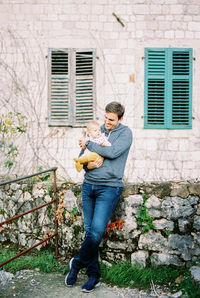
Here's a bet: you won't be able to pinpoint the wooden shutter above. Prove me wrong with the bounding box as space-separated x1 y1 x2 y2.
144 48 192 129
48 49 69 126
48 48 95 126
75 50 95 124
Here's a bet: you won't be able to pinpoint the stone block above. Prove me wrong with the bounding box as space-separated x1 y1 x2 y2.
151 253 181 266
105 252 127 263
185 31 194 38
138 231 167 251
18 233 26 247
0 271 14 286
188 185 200 196
103 22 113 31
132 5 149 15
91 5 103 15
131 250 149 267
193 216 200 231
187 5 199 15
148 208 161 218
124 194 143 207
32 186 45 198
63 190 78 211
169 234 193 261
188 22 200 31
153 219 174 231
146 194 161 207
161 197 195 219
106 240 128 250
190 266 200 285
175 30 185 38
149 4 162 14
123 211 137 233
164 30 175 38
170 186 189 198
10 183 20 191
159 20 171 30
178 219 190 233
170 5 184 14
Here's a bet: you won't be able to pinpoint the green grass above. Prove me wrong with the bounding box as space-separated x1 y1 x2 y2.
0 245 64 274
0 246 199 297
100 262 200 298
100 262 184 288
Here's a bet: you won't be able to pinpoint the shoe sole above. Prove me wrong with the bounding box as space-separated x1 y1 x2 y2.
65 258 75 287
81 282 101 293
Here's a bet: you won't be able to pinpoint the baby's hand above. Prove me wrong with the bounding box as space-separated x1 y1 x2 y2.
99 141 105 146
79 138 86 149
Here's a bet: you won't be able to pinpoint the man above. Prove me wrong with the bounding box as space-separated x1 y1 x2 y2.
65 101 132 293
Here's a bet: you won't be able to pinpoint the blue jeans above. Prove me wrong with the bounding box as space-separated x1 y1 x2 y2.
73 183 123 278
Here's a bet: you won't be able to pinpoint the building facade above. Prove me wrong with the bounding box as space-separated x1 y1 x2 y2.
0 0 200 183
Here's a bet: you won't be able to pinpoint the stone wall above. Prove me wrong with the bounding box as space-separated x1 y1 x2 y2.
0 181 200 267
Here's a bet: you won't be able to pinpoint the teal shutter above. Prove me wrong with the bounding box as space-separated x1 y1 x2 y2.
144 48 192 129
144 48 166 128
48 48 96 126
171 50 192 128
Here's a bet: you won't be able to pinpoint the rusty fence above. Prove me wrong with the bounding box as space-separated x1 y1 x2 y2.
0 167 59 268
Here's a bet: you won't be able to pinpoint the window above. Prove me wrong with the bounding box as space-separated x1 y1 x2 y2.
144 48 192 129
48 48 96 126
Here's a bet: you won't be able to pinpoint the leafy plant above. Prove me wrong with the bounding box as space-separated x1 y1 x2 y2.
70 207 78 216
47 184 54 197
70 207 79 221
37 166 52 182
165 231 171 238
23 168 53 191
0 112 27 169
137 194 156 234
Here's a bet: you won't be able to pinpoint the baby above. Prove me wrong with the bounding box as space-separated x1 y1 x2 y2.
74 120 111 172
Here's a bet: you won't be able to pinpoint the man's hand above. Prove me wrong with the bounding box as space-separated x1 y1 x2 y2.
79 138 86 150
87 156 103 170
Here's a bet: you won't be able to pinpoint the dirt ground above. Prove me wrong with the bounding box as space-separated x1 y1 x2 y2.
0 269 179 298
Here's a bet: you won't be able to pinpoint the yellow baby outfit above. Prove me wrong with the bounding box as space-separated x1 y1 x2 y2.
74 152 104 172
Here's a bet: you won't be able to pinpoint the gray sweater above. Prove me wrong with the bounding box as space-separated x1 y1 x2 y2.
83 123 132 187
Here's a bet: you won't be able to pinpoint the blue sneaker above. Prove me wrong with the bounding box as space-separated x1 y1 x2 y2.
65 258 79 286
81 276 101 293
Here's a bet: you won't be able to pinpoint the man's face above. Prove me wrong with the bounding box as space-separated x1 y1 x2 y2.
104 112 122 131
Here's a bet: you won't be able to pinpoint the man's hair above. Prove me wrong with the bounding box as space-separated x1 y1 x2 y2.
105 101 125 119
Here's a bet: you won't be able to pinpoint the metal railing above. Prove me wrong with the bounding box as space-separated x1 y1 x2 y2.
0 167 59 268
